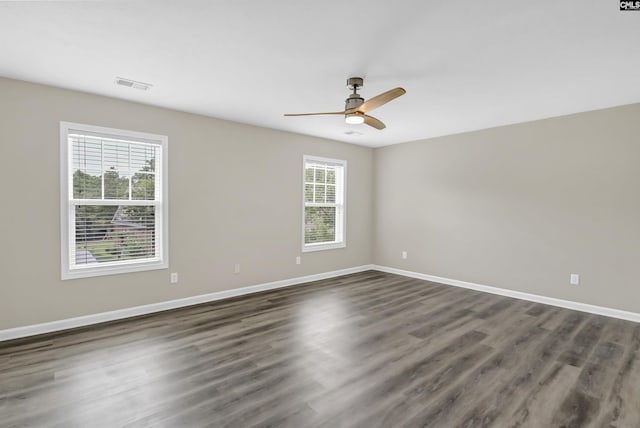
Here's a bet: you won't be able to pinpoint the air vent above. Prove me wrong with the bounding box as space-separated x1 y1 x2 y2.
115 77 153 91
344 130 363 136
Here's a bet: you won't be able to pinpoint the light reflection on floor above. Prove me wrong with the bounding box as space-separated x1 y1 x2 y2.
52 337 171 426
292 291 363 387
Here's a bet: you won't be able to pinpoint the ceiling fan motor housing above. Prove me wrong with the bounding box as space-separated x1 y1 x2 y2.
345 93 364 111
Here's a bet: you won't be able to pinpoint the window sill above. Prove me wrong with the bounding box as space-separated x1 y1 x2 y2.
302 242 346 253
62 259 168 280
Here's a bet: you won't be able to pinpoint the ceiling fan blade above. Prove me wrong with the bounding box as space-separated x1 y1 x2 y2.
358 87 406 113
363 114 386 130
284 111 346 117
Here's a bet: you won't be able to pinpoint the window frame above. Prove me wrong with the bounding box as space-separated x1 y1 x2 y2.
301 155 347 253
60 122 169 280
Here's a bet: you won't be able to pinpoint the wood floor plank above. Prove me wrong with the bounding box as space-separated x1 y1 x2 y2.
506 362 582 427
1 270 639 428
557 315 606 367
595 324 640 427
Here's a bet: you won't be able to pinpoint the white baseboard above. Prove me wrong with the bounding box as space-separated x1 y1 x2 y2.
6 263 636 342
0 264 375 342
372 265 640 324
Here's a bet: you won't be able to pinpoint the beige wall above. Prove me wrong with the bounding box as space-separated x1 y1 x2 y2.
2 74 639 331
0 77 373 329
374 103 640 313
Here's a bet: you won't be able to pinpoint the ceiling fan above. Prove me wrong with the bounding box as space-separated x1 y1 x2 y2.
284 77 406 130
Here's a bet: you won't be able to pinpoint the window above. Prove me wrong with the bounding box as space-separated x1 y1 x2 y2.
302 155 346 252
60 122 168 279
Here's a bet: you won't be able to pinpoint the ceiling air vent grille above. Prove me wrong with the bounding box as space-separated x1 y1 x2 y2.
115 77 153 91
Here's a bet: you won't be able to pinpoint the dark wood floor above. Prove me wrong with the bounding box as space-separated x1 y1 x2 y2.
1 271 639 427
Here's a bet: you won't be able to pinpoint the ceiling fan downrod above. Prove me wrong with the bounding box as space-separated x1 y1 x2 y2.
345 77 364 112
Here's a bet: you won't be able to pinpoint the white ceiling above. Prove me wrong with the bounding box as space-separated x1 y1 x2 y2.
1 1 638 147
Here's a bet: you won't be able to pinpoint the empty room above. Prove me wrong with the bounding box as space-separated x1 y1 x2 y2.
1 1 639 427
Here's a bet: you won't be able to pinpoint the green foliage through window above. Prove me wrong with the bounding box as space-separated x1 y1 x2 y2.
71 136 158 265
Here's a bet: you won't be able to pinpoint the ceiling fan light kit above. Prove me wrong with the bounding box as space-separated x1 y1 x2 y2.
345 112 365 124
284 77 405 130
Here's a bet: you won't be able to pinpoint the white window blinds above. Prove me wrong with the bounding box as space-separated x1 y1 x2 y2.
303 156 346 252
61 123 168 279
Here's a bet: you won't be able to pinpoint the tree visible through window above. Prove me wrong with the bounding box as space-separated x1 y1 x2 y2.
61 122 168 279
303 156 346 251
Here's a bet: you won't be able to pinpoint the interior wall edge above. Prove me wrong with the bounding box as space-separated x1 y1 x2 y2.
0 264 375 342
373 265 640 324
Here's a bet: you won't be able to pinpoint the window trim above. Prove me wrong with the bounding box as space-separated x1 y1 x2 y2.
60 122 169 280
301 155 347 253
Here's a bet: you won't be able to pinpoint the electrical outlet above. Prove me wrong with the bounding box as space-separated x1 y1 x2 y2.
402 251 407 260
234 263 240 274
570 274 579 285
296 256 301 265
170 272 178 284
